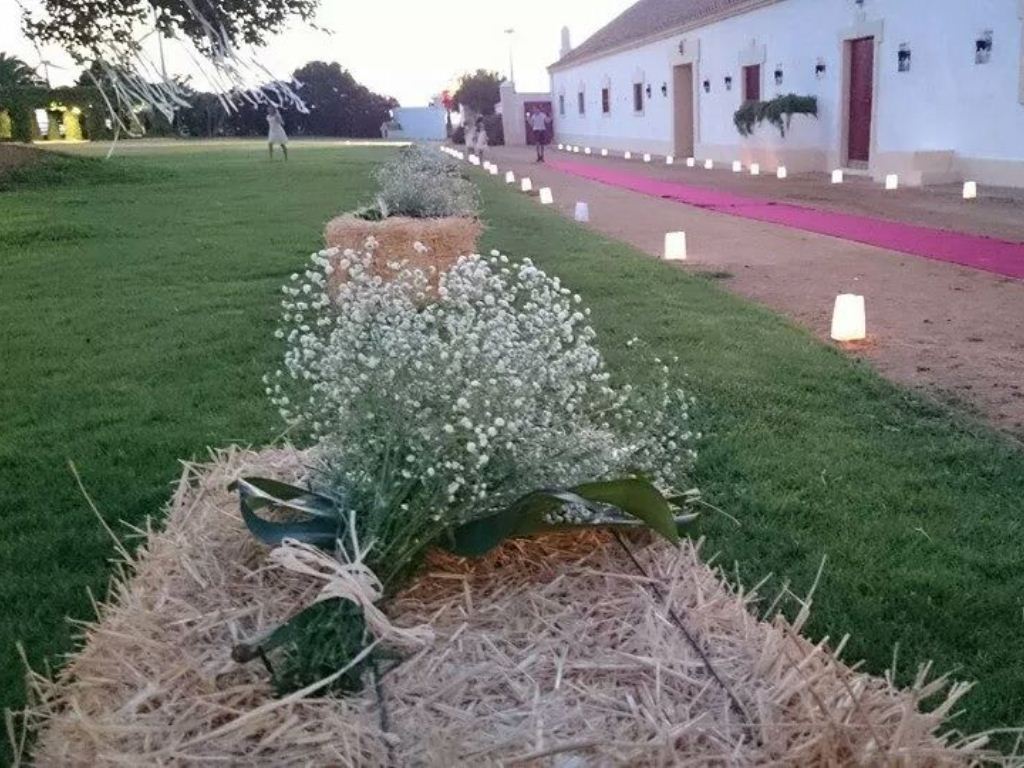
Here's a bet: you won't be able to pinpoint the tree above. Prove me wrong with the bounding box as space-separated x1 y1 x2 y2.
289 61 397 138
22 0 321 59
168 61 397 138
0 53 46 142
452 70 503 116
0 53 43 91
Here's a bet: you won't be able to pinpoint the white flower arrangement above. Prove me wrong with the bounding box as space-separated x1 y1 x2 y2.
370 144 480 219
265 243 697 586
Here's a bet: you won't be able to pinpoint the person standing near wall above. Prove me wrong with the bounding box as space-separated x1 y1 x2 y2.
527 109 551 162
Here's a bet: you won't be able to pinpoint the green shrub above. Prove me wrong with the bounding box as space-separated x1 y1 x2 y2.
482 114 504 146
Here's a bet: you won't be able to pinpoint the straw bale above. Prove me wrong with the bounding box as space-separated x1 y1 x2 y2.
323 215 482 292
19 448 1002 766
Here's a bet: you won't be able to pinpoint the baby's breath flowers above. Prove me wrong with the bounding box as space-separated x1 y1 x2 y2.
371 145 480 219
267 244 697 585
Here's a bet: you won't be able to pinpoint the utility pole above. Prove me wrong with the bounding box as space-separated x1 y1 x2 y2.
504 28 515 85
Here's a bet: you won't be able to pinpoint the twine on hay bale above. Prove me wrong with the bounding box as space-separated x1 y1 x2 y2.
17 448 998 766
323 215 482 292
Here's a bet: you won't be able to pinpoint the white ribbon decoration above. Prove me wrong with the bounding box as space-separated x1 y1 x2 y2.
270 522 434 650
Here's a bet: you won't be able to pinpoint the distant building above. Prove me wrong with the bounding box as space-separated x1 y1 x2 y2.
549 0 1024 187
388 106 447 141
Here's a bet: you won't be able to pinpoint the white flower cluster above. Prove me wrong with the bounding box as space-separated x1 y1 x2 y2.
373 145 480 219
267 244 696 582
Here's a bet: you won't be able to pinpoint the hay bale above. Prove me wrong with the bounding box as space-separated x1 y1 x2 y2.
18 448 998 766
323 215 482 290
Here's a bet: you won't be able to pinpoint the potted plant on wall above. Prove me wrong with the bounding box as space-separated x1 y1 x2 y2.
733 93 818 138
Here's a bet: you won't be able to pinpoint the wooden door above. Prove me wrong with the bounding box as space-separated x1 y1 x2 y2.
848 37 874 164
673 64 695 157
743 65 761 102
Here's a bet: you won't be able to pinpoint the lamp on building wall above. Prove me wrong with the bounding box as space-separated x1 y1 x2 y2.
724 76 733 91
898 44 911 73
815 59 827 79
703 79 711 93
661 82 668 96
645 83 652 98
975 31 993 64
774 66 783 86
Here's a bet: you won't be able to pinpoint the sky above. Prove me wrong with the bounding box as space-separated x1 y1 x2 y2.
0 0 633 105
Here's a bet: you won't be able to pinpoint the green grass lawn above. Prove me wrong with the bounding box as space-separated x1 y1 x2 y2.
2 143 1022 750
0 143 386 741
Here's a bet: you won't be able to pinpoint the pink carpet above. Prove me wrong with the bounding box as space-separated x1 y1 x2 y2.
547 160 1024 280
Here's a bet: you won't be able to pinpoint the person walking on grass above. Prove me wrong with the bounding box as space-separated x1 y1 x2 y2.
267 105 288 161
473 115 488 162
528 109 552 162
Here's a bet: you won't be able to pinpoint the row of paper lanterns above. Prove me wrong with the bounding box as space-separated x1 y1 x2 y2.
555 143 980 199
443 145 869 342
442 145 558 205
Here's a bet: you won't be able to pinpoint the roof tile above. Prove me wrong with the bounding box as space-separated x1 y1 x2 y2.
552 0 754 69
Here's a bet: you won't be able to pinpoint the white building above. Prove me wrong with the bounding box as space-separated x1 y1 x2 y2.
549 0 1024 187
388 106 447 141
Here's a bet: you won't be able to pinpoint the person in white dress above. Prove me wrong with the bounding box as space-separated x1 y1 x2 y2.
472 116 487 161
267 106 288 161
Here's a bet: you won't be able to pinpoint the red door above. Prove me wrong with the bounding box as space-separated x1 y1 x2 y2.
848 37 874 164
523 100 552 145
743 65 761 102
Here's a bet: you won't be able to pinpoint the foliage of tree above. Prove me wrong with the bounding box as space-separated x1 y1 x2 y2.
452 69 503 116
172 61 397 139
1 52 394 143
0 54 47 142
289 61 397 136
0 53 44 91
22 0 321 59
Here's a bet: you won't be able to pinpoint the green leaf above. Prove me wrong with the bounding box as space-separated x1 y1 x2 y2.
232 476 343 548
573 478 680 544
230 477 338 518
444 478 684 558
444 489 562 557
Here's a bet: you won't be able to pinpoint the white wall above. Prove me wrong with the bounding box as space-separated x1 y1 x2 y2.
390 107 447 141
550 0 1024 182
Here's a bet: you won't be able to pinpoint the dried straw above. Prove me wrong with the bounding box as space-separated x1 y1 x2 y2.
17 448 1004 766
323 215 482 293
